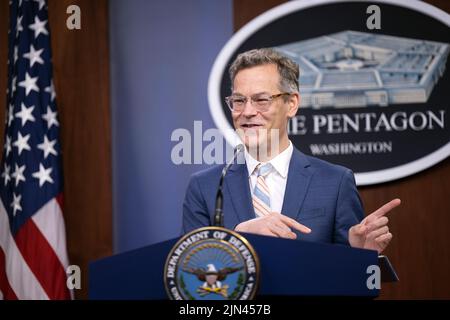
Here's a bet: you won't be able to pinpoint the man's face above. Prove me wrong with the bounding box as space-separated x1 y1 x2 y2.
231 64 299 153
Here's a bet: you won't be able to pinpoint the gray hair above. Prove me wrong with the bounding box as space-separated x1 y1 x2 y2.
228 48 299 93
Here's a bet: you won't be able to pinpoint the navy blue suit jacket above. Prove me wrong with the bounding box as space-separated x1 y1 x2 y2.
182 148 364 245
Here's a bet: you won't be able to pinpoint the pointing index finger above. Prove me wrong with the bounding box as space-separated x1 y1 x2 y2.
363 198 401 224
279 214 311 234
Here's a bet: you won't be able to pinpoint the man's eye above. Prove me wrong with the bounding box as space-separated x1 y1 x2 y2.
233 99 245 104
256 98 270 103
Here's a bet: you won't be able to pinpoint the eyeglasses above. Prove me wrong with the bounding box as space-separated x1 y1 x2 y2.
225 92 291 113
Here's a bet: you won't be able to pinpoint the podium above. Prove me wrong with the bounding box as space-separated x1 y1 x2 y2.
89 233 391 299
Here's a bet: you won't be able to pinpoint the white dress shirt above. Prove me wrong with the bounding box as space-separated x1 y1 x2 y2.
244 141 294 214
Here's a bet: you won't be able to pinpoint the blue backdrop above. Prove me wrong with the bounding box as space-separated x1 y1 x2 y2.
109 0 233 253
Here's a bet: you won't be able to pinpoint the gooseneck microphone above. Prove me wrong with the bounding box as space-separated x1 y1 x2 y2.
214 144 245 227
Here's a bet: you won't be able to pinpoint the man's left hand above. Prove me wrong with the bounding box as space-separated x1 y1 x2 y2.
349 199 401 253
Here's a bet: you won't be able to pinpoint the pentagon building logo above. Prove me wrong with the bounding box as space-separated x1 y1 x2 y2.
276 31 449 109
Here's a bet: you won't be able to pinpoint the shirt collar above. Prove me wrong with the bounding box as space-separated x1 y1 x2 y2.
244 141 293 178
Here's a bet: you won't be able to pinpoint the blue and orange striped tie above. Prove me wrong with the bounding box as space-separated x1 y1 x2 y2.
252 163 272 217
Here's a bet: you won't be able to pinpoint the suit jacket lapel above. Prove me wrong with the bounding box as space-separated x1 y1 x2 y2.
281 149 314 220
224 163 255 223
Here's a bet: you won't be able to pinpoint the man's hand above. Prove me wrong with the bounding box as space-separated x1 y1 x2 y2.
349 199 401 253
235 212 311 239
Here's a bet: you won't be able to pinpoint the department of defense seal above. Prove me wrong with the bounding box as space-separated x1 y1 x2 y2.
164 227 259 300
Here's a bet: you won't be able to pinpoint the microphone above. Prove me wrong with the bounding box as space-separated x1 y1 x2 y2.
214 144 245 227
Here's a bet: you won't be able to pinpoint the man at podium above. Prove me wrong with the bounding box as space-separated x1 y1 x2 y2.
182 48 400 254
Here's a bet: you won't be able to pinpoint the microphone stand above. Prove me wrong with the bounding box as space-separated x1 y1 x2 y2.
214 144 244 227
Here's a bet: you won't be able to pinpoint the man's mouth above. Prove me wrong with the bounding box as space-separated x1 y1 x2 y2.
241 124 264 128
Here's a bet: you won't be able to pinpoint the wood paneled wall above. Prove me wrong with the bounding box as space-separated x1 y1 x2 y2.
0 0 112 299
0 2 7 128
234 0 450 299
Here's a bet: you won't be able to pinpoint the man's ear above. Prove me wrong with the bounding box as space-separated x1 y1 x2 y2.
287 92 300 118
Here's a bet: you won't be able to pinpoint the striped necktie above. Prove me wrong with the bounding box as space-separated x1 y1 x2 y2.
252 163 272 217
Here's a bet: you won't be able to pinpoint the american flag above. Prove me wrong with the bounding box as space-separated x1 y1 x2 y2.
0 0 71 299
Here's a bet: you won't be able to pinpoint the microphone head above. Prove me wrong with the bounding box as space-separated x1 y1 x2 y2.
235 144 245 153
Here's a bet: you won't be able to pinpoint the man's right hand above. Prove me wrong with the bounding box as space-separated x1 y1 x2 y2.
234 212 311 239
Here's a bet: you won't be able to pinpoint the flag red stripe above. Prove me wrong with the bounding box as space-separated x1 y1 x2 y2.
14 218 70 300
0 247 18 300
56 193 63 211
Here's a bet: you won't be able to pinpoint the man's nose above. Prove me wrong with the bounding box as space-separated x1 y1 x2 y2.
241 99 258 117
